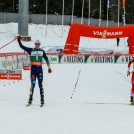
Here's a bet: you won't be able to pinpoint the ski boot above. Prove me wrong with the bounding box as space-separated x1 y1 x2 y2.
130 96 134 105
27 96 33 106
40 96 44 107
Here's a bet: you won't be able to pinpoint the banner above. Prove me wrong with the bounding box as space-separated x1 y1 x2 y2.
86 56 114 63
0 57 6 69
23 63 31 70
0 70 22 80
60 55 85 63
122 14 125 26
12 56 18 70
107 0 109 8
123 0 125 9
23 66 31 70
6 56 12 70
17 55 27 69
115 56 133 64
43 55 59 64
63 24 134 54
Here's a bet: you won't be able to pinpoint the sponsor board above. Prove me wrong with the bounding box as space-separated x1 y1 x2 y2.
23 63 31 70
43 55 58 64
60 55 85 63
12 56 17 69
86 56 114 63
23 66 31 70
6 56 12 70
0 70 22 80
0 57 5 69
93 30 123 38
115 56 133 64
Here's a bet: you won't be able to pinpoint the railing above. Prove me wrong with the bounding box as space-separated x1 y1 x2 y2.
0 52 133 71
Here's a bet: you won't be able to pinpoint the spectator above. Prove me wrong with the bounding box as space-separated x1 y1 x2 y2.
117 38 120 47
127 38 129 47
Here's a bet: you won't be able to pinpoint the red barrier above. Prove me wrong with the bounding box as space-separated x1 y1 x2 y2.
0 52 133 57
0 52 28 57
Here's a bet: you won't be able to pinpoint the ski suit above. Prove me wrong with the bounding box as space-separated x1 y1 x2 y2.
18 39 50 98
128 58 134 96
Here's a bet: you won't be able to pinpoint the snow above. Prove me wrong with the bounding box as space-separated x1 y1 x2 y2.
0 23 129 53
0 23 70 53
0 23 133 134
79 37 129 53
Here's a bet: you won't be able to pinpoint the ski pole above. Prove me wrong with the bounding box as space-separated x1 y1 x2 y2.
116 71 131 83
0 38 17 49
71 70 81 99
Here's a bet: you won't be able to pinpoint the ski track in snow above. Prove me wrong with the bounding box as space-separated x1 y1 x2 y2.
0 23 133 134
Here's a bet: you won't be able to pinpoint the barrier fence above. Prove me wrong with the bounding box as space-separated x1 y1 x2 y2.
0 53 133 70
0 12 122 27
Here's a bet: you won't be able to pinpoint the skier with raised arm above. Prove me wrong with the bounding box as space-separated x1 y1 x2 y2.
127 56 134 104
17 35 52 107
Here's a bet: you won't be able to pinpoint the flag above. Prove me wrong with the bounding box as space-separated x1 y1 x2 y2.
107 0 109 8
123 0 125 9
122 14 125 26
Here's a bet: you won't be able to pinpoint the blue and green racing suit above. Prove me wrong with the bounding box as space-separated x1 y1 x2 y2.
18 38 50 99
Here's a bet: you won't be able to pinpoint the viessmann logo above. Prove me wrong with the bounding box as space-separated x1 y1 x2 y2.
93 30 123 38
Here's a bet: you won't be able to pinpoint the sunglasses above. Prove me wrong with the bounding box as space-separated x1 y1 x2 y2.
35 43 41 45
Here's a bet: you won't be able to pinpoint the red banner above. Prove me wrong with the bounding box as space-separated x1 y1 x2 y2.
23 66 31 70
64 23 134 54
0 73 22 80
123 0 125 8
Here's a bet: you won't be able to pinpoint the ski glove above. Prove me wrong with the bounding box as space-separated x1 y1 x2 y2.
127 71 130 76
17 35 21 39
48 69 52 73
48 65 52 73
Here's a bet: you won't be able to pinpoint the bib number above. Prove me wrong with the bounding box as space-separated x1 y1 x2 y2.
36 56 38 60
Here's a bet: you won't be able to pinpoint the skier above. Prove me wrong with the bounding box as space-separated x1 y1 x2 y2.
127 56 134 104
17 35 52 107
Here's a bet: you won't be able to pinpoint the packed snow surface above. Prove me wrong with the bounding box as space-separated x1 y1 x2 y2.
0 23 133 134
0 64 133 134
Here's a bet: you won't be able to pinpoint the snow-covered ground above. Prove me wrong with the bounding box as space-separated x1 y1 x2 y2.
0 23 133 134
0 23 129 53
0 64 133 134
